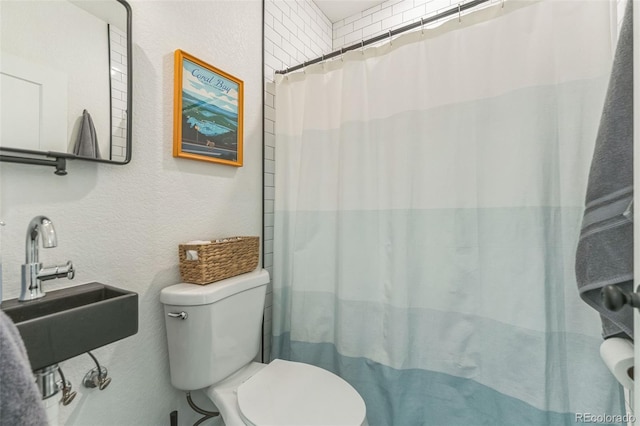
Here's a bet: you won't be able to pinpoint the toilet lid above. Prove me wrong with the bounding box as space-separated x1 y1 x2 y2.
237 359 366 426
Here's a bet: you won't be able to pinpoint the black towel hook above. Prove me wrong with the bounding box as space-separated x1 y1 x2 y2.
601 285 640 311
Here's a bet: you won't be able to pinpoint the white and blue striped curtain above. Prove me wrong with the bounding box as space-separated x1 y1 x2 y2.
272 2 625 425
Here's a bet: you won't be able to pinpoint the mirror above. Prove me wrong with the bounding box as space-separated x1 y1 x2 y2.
0 0 132 170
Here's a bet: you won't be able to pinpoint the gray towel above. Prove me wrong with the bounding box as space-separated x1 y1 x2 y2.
576 0 633 340
0 310 48 425
72 109 102 159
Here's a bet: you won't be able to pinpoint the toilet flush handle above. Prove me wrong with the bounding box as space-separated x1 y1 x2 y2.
167 311 188 320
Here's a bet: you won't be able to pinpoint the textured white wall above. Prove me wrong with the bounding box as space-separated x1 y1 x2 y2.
0 0 262 425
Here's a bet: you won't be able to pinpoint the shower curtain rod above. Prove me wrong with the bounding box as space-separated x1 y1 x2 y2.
275 0 492 75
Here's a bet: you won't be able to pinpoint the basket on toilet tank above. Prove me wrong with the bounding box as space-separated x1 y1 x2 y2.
178 236 259 285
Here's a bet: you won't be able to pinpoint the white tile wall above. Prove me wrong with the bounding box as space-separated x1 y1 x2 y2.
264 0 332 81
263 80 275 361
110 25 127 162
333 0 506 51
263 0 333 361
334 0 627 51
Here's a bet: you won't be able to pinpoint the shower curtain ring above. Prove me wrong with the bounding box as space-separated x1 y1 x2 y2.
361 39 365 54
421 17 424 35
340 47 345 62
501 0 505 8
388 30 392 45
458 3 461 22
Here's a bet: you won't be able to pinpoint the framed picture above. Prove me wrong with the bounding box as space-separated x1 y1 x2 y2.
173 50 243 166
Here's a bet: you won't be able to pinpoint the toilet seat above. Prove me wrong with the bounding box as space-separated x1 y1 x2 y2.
237 359 366 426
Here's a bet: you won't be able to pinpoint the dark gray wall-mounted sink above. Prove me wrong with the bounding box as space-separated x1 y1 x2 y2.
1 282 138 370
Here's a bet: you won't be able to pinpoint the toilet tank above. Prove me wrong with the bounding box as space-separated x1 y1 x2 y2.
160 269 269 391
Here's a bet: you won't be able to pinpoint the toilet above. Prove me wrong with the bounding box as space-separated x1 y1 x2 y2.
160 269 367 426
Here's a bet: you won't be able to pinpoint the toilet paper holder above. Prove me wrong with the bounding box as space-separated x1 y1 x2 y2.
600 337 635 390
599 286 635 390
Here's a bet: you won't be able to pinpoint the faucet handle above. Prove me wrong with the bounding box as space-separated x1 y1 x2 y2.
83 365 110 390
57 379 77 406
65 261 75 280
38 261 75 281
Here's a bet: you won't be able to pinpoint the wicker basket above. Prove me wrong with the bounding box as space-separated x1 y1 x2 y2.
179 236 259 285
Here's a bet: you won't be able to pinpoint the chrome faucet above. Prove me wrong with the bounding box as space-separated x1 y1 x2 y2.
20 216 75 301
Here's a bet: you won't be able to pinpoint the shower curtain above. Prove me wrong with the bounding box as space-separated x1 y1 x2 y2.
272 2 625 425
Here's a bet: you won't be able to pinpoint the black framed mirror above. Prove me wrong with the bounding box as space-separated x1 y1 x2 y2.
0 0 132 175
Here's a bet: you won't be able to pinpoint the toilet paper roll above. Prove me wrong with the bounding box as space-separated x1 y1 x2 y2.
184 240 211 261
600 337 634 390
186 251 198 260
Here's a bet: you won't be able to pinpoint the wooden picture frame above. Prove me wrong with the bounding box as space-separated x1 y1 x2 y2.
173 50 243 166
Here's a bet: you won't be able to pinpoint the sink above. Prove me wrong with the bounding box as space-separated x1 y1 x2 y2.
1 282 138 370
